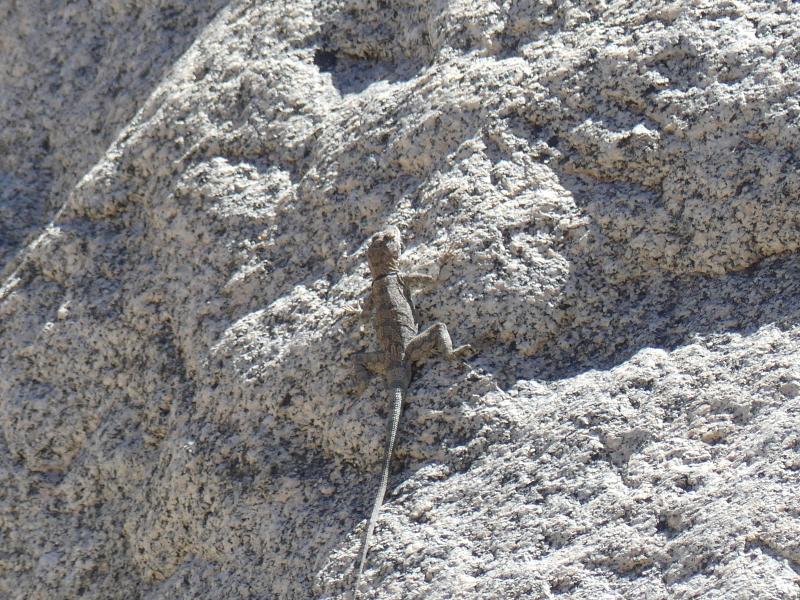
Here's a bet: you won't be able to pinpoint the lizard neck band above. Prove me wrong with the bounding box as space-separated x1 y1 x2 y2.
372 271 399 282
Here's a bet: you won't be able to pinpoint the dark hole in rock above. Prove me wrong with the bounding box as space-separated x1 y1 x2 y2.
314 49 337 72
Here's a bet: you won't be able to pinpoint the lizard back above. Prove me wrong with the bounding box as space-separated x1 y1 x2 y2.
371 273 418 361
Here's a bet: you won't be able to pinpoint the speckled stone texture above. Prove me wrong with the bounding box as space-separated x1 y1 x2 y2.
1 1 799 598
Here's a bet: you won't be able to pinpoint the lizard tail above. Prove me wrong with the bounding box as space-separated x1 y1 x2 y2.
354 385 404 596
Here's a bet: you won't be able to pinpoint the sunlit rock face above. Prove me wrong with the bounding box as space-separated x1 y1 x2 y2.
1 2 799 598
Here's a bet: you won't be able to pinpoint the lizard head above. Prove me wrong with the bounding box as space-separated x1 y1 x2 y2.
367 226 402 277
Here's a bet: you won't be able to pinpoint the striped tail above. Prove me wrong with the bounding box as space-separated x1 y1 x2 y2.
354 385 404 596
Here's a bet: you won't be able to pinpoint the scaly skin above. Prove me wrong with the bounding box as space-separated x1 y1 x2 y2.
351 226 471 596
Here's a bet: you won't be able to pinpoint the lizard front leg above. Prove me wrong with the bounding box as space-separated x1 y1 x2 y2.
403 244 461 291
401 272 437 290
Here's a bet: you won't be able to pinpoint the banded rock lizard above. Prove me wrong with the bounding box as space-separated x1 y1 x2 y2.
351 226 472 595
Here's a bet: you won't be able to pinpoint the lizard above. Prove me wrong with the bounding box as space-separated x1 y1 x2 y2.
350 226 472 596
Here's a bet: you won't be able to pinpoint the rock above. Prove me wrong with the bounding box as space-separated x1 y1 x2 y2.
1 1 799 598
780 381 800 398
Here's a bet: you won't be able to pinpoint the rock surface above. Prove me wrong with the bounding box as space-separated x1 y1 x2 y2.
2 1 800 598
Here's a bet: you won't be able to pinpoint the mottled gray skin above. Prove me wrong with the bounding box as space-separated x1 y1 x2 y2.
352 226 471 595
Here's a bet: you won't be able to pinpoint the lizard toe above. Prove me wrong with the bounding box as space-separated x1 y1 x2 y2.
450 344 475 359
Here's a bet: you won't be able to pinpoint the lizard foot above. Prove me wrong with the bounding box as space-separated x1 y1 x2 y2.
346 371 371 396
450 344 475 360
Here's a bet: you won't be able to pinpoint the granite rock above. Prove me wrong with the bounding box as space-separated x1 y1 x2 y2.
1 1 799 598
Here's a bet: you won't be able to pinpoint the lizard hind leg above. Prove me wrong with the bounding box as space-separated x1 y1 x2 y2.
351 351 387 393
405 322 473 364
